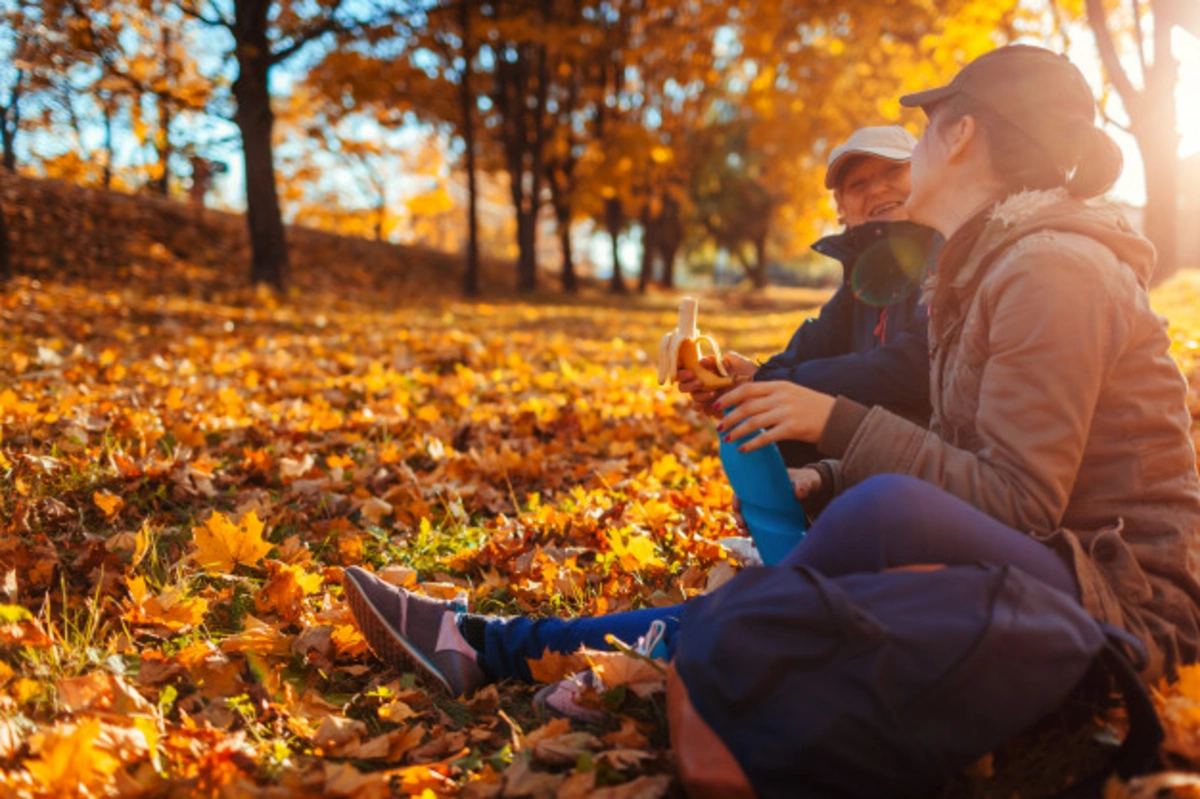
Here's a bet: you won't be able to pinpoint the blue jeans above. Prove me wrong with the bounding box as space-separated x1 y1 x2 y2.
479 474 1079 682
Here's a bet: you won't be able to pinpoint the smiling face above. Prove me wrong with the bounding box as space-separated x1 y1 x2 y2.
834 156 912 227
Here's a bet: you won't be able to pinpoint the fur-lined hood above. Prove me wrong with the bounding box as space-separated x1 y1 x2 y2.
937 188 1157 292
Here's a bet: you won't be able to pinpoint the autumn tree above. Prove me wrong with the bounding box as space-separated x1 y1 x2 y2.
483 0 554 292
678 0 1028 285
689 121 778 288
455 0 481 296
1085 0 1200 283
0 1 30 173
174 0 399 290
37 1 208 193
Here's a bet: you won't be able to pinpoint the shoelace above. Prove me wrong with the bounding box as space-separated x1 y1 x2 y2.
635 619 669 661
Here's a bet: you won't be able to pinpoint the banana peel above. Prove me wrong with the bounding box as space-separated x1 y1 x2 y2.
657 297 733 389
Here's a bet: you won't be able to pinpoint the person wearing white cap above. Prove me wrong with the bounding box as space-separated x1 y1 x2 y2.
679 125 942 514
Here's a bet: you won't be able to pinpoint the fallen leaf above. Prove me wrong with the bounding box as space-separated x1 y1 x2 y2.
93 490 125 520
526 648 587 684
583 649 667 698
192 510 273 574
25 718 123 796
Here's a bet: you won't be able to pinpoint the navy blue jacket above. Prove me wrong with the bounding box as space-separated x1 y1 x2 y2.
755 221 941 421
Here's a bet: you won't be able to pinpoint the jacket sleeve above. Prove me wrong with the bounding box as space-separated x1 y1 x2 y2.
835 234 1127 534
756 305 930 409
756 285 854 374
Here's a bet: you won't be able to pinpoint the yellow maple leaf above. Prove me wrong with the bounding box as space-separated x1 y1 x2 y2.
124 575 209 632
192 511 272 574
132 520 152 568
26 718 122 796
606 528 664 572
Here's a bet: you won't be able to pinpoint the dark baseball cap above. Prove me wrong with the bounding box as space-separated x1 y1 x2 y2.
900 45 1098 170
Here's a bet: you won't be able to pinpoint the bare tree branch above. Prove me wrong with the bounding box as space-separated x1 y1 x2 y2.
180 1 232 30
1131 0 1149 80
1097 100 1134 134
270 0 351 65
1085 0 1142 113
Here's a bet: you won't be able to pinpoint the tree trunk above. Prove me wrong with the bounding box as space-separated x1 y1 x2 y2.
521 34 550 293
1136 3 1180 286
496 40 538 293
154 27 173 197
1085 0 1181 285
0 112 14 173
233 0 289 291
658 196 681 289
751 236 769 289
0 176 10 281
101 98 114 191
606 198 627 294
1137 120 1179 285
0 69 20 173
547 162 577 293
557 213 576 293
638 204 656 294
460 0 481 297
516 206 538 291
659 239 678 289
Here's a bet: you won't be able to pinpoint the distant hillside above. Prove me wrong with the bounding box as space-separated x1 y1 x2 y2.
0 173 516 302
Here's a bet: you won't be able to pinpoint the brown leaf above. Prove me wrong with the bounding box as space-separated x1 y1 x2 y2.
315 715 368 752
582 649 666 698
601 717 649 749
587 774 672 799
532 730 600 766
500 756 566 799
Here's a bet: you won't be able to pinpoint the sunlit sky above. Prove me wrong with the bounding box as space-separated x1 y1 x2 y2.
1061 27 1200 206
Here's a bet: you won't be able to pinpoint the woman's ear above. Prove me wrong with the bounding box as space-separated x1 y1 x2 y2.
833 190 846 225
945 114 978 163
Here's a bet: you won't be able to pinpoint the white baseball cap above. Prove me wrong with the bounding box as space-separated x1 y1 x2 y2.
825 126 918 189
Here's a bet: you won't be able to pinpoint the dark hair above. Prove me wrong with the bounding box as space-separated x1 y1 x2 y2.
931 95 1122 200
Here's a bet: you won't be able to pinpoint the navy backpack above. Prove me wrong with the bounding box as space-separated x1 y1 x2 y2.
674 563 1162 799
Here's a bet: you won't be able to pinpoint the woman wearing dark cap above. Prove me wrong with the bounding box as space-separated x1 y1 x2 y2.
341 46 1200 697
718 44 1200 679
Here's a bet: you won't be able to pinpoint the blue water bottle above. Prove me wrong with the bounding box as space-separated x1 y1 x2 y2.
718 409 808 565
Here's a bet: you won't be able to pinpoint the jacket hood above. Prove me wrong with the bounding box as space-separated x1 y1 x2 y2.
944 188 1157 291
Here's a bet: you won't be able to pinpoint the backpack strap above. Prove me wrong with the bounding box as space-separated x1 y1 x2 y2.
1052 633 1163 799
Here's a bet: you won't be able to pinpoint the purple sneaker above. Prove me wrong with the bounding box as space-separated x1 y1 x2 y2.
342 566 488 697
533 619 670 722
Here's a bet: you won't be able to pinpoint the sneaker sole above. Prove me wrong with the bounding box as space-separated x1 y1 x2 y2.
342 571 456 695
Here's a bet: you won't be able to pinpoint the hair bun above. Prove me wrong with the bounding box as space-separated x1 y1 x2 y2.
1066 127 1123 199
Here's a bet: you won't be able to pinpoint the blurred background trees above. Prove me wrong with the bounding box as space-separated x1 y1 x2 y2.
2 0 1198 292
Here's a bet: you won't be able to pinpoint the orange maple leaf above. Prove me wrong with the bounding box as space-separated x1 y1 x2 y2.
192 510 272 574
257 560 323 623
25 718 122 796
92 491 125 520
526 647 588 684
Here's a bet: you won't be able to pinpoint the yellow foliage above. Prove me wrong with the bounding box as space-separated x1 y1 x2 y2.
25 718 123 797
191 511 273 575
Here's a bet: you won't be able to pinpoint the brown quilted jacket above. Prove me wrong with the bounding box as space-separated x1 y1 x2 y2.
824 188 1200 680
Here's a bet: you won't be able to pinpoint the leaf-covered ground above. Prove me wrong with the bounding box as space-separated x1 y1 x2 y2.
0 268 1198 799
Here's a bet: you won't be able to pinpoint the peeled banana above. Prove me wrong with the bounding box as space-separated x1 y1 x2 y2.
657 297 733 389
